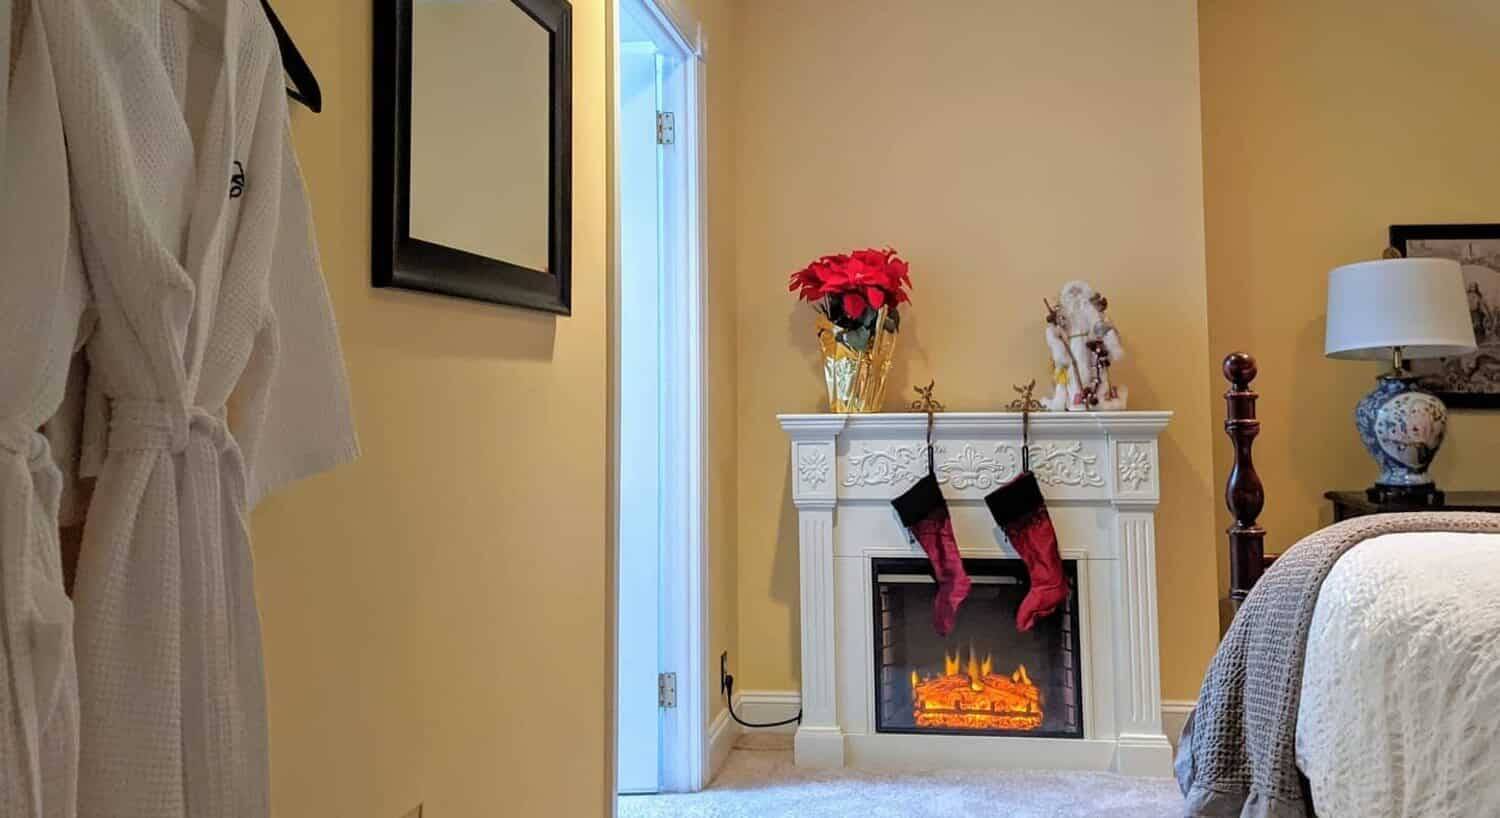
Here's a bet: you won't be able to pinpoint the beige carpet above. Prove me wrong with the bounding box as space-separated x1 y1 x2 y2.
619 737 1182 817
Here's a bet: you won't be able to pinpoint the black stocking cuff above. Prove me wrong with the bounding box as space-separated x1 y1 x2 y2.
892 472 947 528
984 470 1045 526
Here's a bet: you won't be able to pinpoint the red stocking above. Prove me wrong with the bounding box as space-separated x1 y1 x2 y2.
893 472 970 636
985 471 1068 632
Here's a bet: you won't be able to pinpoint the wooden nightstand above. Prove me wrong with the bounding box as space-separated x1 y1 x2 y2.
1325 490 1500 523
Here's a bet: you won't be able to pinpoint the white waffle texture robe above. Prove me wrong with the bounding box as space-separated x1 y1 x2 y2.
1 2 84 815
35 1 359 816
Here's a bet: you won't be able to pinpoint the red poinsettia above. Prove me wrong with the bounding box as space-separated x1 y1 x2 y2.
788 247 912 326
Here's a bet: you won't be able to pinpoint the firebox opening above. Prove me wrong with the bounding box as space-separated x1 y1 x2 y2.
872 557 1084 739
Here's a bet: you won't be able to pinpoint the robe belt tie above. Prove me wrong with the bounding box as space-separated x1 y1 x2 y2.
107 399 235 456
0 423 49 468
101 401 254 818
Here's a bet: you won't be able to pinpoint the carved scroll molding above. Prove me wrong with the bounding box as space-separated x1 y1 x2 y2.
935 443 1021 490
841 444 926 488
1029 441 1106 488
841 440 1104 489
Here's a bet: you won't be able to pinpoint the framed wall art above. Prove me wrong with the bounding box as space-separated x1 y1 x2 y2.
373 0 573 313
1390 223 1500 408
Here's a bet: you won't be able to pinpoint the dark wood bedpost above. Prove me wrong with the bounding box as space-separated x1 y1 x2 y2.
1223 352 1266 606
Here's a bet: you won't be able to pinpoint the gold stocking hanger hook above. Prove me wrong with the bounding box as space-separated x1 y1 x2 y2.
911 381 945 473
910 380 945 415
1007 380 1043 472
1006 380 1043 413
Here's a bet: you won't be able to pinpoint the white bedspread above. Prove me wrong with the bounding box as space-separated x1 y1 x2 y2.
1297 532 1500 817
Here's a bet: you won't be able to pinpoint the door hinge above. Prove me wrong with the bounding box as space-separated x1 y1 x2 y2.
656 111 675 145
658 672 677 709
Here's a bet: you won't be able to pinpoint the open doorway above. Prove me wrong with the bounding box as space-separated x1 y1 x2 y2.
613 0 707 798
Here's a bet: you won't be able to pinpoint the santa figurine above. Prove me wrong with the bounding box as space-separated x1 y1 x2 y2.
1044 281 1127 411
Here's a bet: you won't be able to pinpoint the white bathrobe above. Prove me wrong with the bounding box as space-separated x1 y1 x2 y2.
1 1 84 816
36 1 358 816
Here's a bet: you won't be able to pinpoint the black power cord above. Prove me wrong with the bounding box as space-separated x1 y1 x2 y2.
724 673 802 729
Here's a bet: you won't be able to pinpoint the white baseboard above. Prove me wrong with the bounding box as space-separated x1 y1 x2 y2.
728 690 1196 751
1161 699 1195 752
707 705 736 784
732 690 802 735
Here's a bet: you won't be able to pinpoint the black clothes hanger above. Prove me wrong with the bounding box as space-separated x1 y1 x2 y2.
259 0 321 113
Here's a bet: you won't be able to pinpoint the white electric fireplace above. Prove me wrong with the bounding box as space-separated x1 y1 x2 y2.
778 411 1173 777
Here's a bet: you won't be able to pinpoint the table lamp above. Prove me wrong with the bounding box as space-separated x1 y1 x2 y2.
1325 257 1477 504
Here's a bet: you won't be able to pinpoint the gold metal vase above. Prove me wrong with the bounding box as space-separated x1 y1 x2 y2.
818 307 898 413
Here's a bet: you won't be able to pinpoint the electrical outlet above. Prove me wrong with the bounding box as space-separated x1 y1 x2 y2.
720 651 729 697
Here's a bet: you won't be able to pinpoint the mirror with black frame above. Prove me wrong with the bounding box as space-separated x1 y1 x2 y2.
374 0 572 313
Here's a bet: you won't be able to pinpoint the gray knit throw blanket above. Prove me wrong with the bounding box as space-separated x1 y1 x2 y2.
1176 512 1500 818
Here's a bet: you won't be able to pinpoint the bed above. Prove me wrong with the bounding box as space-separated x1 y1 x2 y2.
1176 353 1500 818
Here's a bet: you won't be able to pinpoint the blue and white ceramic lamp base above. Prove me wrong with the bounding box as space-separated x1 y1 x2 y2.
1354 376 1449 504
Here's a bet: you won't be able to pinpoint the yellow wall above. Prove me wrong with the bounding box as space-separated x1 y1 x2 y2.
1201 0 1500 594
730 0 1220 701
253 1 612 816
690 0 742 730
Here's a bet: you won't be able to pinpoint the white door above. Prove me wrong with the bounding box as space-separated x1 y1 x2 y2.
616 1 679 795
617 0 702 795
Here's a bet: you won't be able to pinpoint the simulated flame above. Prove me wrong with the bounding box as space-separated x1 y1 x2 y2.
910 645 1042 731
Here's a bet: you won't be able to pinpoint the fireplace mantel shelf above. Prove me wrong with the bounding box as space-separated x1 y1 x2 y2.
778 410 1173 777
779 410 1171 435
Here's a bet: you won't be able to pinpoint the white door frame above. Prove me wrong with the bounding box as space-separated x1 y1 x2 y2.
608 0 710 796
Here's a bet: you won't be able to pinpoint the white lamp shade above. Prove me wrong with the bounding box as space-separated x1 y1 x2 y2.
1324 258 1477 360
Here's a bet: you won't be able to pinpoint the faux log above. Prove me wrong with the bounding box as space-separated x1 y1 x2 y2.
1223 352 1266 606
